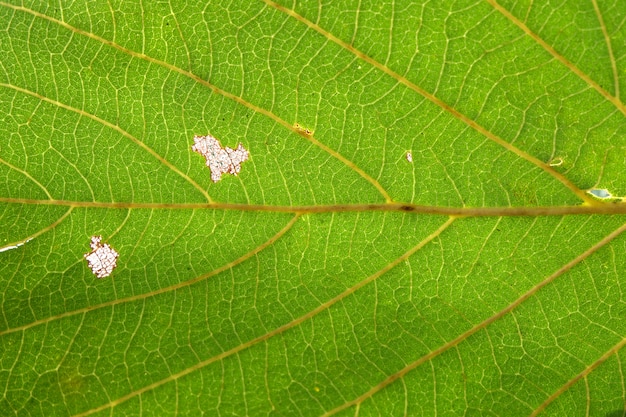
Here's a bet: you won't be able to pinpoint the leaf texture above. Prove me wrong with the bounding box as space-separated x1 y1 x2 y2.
1 1 626 416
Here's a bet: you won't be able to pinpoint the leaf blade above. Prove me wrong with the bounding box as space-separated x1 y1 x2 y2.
1 1 626 416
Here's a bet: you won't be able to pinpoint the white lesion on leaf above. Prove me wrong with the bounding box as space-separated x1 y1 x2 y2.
84 236 119 278
191 134 249 183
588 188 612 199
586 188 621 203
406 151 413 162
586 188 626 203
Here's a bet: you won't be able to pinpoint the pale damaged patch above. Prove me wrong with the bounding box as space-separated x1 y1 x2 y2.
191 134 249 182
548 157 564 167
587 188 613 199
84 236 119 278
406 152 413 163
586 188 626 203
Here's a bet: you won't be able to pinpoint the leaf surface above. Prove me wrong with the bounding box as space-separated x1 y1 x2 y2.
1 1 626 416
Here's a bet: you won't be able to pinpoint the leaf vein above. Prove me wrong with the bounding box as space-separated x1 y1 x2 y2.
488 0 626 115
0 214 300 337
321 220 626 416
0 83 212 203
71 216 455 416
262 0 596 204
0 2 391 203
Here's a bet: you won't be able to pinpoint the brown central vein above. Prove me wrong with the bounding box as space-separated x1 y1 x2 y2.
322 220 626 416
0 2 391 203
0 214 300 337
262 0 595 205
71 217 456 417
3 197 626 216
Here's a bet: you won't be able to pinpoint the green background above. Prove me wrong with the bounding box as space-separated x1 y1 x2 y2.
1 0 626 415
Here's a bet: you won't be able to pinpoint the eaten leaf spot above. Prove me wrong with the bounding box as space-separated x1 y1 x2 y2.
587 188 612 199
191 134 249 183
406 151 413 162
84 236 119 278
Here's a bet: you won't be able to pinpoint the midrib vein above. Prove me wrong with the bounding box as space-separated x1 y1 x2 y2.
2 197 626 216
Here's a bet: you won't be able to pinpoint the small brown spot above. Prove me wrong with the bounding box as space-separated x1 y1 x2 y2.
294 123 314 136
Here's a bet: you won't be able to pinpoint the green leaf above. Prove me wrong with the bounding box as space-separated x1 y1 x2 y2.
2 1 626 416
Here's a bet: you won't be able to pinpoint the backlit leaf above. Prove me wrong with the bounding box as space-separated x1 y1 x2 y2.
2 1 626 416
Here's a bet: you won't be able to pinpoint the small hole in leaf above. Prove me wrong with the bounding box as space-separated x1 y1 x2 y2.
587 188 612 199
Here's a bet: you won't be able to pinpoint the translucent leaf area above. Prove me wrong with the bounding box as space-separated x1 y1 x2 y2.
2 1 626 416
